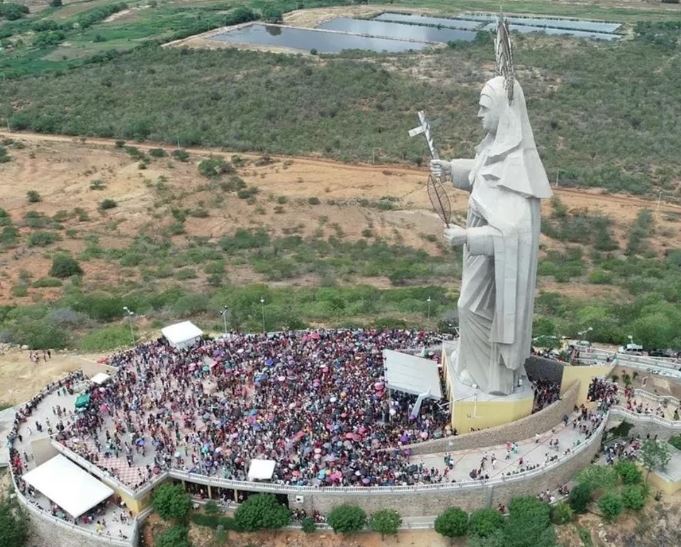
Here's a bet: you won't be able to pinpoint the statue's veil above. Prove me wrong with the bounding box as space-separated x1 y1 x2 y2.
478 76 553 199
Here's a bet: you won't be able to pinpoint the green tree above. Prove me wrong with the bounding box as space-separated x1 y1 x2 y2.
550 501 573 525
469 508 504 538
0 497 29 547
301 516 316 533
434 507 469 542
568 482 593 514
597 492 623 522
505 496 555 547
614 460 643 485
154 525 190 547
234 494 290 532
369 509 401 539
152 484 191 522
621 484 648 511
576 465 618 490
327 504 367 534
49 254 83 278
640 439 671 480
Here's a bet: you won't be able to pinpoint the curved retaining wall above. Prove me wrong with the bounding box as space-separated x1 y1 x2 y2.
408 380 579 455
168 416 605 516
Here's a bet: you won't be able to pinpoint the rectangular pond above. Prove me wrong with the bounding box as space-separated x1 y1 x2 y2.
210 23 433 53
318 17 477 44
374 12 485 31
479 21 619 41
460 12 621 34
372 12 620 40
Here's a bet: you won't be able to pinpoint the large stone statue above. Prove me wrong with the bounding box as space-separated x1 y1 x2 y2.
430 30 553 395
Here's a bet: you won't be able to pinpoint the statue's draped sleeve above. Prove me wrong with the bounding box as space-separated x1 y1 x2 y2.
449 159 475 192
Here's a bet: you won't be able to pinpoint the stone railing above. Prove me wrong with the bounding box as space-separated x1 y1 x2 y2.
169 415 607 495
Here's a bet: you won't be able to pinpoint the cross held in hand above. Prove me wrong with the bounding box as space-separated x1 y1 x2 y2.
408 111 439 160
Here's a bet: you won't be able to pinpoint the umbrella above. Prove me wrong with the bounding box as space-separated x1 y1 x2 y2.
278 376 286 382
345 433 354 440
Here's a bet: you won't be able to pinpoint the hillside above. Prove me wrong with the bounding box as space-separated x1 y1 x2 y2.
1 133 680 351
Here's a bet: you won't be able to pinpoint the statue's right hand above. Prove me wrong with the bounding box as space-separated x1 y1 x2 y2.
430 159 450 179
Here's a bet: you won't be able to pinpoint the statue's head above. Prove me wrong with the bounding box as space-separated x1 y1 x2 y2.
478 76 507 135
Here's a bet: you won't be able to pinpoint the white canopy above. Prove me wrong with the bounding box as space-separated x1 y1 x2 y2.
90 372 110 385
161 321 203 349
22 455 114 518
247 459 276 481
383 349 442 399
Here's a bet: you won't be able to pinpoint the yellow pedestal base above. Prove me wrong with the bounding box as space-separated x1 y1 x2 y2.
450 380 534 434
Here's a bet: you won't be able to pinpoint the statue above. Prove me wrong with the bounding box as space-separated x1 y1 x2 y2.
430 18 553 395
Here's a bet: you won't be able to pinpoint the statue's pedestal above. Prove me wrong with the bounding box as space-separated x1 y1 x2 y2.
450 379 534 434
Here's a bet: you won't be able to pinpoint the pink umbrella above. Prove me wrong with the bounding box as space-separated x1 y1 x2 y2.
345 433 354 440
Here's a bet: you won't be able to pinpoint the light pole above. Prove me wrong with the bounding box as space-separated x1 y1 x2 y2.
260 298 265 333
577 326 593 343
426 297 432 323
123 306 135 345
219 306 229 336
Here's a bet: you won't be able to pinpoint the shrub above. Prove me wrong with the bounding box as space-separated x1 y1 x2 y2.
469 507 503 537
0 497 29 547
598 492 623 522
26 190 41 203
198 157 233 178
172 149 190 162
569 482 593 514
301 516 316 533
28 231 59 247
505 496 554 546
308 196 321 205
615 460 643 485
0 3 29 21
327 504 367 534
669 435 681 450
621 484 647 511
154 525 190 547
550 501 573 525
9 317 69 349
32 277 63 288
79 325 132 351
49 254 83 278
152 484 191 522
99 198 117 210
369 509 401 539
90 179 106 190
234 494 290 532
149 148 167 158
434 507 468 539
0 145 9 163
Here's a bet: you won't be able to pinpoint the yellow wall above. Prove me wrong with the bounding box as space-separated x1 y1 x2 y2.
648 470 681 495
560 364 614 406
452 394 534 434
115 488 151 515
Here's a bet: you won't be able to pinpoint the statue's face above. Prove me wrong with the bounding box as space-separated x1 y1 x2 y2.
478 93 500 134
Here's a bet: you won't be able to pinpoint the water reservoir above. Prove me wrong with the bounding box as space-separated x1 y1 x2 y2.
210 23 434 53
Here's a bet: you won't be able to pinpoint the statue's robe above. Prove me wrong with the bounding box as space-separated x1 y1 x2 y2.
451 150 540 394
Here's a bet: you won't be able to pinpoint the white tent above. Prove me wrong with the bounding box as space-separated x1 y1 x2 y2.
90 372 110 385
22 455 114 518
161 321 203 349
247 459 276 481
383 349 442 399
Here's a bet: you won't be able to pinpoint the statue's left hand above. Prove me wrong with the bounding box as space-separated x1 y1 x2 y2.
444 225 467 247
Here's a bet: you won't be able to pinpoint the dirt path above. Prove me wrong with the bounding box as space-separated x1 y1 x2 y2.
3 130 680 215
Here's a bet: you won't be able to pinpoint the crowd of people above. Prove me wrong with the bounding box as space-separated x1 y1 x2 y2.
57 329 454 488
531 379 561 413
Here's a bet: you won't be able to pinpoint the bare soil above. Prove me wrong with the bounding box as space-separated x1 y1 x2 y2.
1 131 679 302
